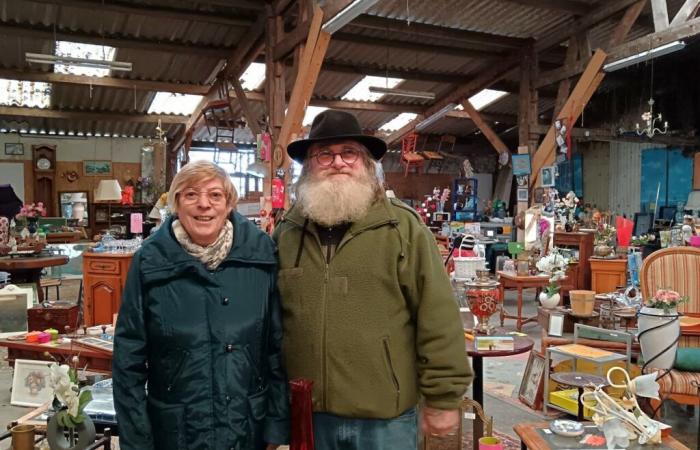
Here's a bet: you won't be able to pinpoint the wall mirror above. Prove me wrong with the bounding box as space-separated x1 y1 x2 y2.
58 191 89 227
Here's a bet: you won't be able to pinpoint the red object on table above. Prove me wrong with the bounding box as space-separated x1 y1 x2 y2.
290 378 315 450
616 216 633 247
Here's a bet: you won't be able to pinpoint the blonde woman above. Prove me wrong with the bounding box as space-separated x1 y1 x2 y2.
114 160 289 450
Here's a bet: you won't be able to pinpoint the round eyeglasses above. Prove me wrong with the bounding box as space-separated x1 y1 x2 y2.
180 189 226 205
312 148 361 166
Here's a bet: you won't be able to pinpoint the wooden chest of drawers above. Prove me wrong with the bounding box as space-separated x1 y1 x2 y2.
82 251 133 326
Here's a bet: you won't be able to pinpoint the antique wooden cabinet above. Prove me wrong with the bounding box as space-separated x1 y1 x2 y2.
553 231 594 291
82 251 133 326
590 258 628 293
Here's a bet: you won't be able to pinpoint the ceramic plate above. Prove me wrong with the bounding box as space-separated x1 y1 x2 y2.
549 420 585 437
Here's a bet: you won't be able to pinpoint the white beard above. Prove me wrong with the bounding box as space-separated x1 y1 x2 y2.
296 169 377 226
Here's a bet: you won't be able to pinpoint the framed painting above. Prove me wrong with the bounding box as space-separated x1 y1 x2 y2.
11 359 54 407
517 188 529 202
4 143 24 156
518 351 546 410
541 166 556 187
0 284 35 338
511 154 531 176
74 336 113 354
83 160 113 176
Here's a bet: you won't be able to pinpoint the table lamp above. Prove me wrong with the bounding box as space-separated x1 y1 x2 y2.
69 193 87 221
95 180 122 232
687 190 700 218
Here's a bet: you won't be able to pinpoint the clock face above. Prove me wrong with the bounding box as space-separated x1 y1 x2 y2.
37 157 51 170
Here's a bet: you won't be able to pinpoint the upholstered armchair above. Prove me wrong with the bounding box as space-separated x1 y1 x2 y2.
639 246 700 415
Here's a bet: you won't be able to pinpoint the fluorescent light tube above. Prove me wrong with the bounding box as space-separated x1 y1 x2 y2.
368 86 436 100
25 52 133 72
415 103 457 131
322 0 379 34
603 41 685 72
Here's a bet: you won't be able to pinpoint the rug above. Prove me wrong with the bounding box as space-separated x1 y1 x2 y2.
424 429 520 450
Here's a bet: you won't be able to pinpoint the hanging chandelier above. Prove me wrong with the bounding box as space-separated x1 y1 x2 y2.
635 98 668 138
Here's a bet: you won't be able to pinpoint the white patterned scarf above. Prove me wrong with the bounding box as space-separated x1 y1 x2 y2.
172 219 234 270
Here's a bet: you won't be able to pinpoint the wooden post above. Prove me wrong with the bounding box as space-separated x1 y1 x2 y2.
264 4 285 196
516 145 529 242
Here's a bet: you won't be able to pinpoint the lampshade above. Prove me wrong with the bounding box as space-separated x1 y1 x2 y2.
687 190 700 212
95 180 122 202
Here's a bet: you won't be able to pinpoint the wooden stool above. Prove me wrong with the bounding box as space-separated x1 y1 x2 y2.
39 278 62 301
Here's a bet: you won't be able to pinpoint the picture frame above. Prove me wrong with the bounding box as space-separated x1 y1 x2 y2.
74 336 113 354
518 351 546 410
0 284 34 338
4 142 24 156
541 166 556 187
548 314 565 337
511 154 531 176
83 160 113 176
534 187 545 204
11 359 54 407
517 188 529 202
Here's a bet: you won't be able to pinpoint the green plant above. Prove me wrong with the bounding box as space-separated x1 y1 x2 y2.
48 361 92 428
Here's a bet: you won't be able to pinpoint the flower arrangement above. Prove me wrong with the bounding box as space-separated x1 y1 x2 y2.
594 222 617 246
554 191 580 227
15 202 46 219
645 288 688 313
48 360 92 428
536 249 570 297
631 233 655 246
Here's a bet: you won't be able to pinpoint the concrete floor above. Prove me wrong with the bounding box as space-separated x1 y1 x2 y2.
0 280 697 448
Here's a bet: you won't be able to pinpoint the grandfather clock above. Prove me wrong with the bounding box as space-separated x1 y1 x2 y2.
32 144 57 216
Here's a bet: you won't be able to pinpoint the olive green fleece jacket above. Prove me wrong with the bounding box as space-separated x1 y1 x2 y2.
273 196 473 419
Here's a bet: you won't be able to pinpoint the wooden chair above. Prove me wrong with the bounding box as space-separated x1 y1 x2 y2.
400 133 424 176
420 135 449 173
422 398 493 450
40 277 62 300
639 247 700 416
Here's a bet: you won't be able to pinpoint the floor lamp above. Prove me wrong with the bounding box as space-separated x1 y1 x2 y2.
95 180 122 235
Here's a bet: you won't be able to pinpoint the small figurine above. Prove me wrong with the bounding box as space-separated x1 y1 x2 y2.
121 184 135 205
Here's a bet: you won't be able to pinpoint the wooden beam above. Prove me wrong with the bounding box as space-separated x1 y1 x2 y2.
0 68 210 95
351 15 527 48
552 37 579 117
502 0 590 15
609 0 648 46
25 0 254 27
651 0 670 30
530 49 607 187
0 106 188 124
607 15 700 60
229 77 261 136
671 0 700 25
0 21 232 58
184 0 263 10
531 124 700 146
534 0 641 51
460 100 509 154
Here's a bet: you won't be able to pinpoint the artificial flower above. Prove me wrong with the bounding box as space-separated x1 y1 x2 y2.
644 288 688 313
602 418 630 449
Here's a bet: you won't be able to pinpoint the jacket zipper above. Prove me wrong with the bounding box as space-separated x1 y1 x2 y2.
322 261 329 409
166 349 189 392
382 338 401 413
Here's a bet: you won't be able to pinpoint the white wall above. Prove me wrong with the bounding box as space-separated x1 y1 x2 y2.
0 134 143 163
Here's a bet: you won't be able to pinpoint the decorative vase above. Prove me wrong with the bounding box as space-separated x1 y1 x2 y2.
46 414 96 450
593 244 613 257
26 217 38 234
539 292 560 309
465 272 501 334
637 306 680 370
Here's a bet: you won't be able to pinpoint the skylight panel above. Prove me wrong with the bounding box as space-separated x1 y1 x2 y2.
148 92 203 115
0 79 51 108
342 76 403 102
379 113 418 131
54 41 116 77
240 62 266 91
302 106 328 126
456 89 508 111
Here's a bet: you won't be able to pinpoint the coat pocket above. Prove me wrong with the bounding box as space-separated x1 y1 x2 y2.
381 336 401 415
248 386 269 421
277 268 303 302
148 396 186 450
165 348 190 393
245 387 269 449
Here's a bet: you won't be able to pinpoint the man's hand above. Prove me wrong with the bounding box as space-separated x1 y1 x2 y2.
420 406 459 436
265 445 280 450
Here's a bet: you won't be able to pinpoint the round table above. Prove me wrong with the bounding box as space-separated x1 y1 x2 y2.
465 334 534 450
550 372 607 420
0 255 69 302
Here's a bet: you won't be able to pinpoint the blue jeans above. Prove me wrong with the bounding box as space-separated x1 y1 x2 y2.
312 407 417 450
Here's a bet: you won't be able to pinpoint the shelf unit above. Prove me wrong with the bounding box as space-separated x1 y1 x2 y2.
89 203 152 237
452 178 479 222
553 231 594 293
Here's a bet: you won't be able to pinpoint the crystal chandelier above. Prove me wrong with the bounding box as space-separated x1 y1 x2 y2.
635 98 668 138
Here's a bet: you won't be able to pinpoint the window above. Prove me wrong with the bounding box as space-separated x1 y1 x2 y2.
148 92 203 115
54 41 117 77
188 147 261 198
379 113 417 131
455 89 508 111
342 76 402 102
239 62 266 91
0 79 51 108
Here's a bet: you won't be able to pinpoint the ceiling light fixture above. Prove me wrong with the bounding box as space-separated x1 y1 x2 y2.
322 0 379 34
415 103 457 131
25 52 133 72
368 86 436 100
603 41 685 72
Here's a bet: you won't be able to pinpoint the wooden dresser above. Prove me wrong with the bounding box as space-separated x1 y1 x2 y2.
553 231 594 292
82 252 133 326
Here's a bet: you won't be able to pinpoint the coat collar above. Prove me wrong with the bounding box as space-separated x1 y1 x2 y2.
139 211 275 283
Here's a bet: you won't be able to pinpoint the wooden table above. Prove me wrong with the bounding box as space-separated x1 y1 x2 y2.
0 254 69 302
514 421 689 449
0 338 112 374
466 335 534 450
549 372 607 421
497 271 550 331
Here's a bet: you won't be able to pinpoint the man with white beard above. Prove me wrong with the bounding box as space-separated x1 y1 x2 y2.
274 110 472 450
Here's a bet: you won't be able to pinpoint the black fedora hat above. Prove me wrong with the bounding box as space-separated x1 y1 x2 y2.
287 109 387 164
